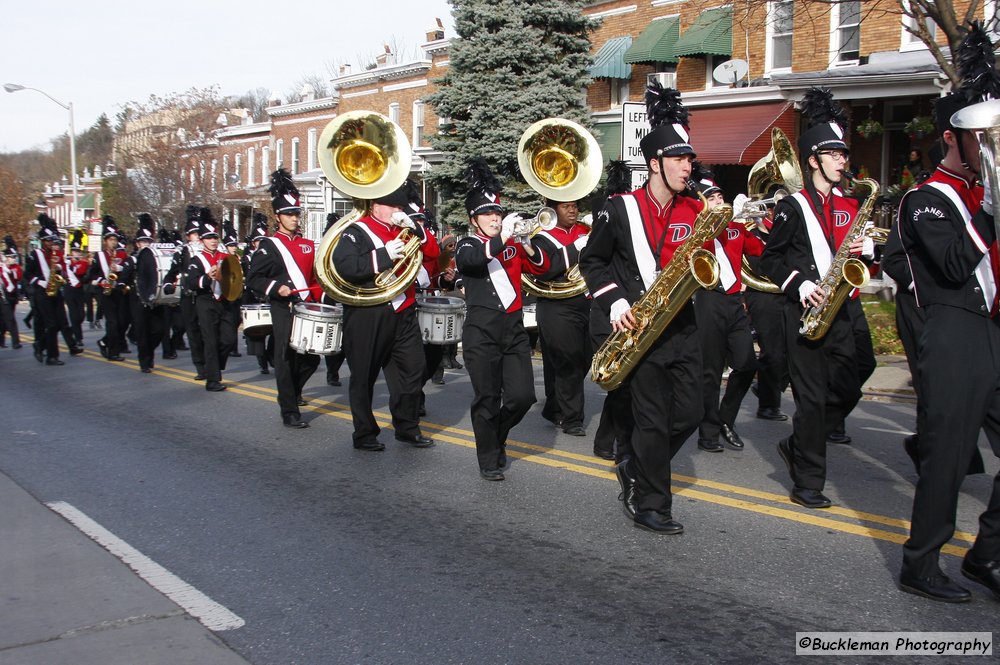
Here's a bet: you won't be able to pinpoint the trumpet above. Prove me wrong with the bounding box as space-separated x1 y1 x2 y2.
732 190 787 223
511 207 558 242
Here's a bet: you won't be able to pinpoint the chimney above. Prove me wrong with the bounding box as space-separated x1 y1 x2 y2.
339 63 352 76
426 17 444 42
375 44 392 67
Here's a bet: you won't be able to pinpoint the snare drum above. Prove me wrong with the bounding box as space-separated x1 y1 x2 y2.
416 296 465 345
522 303 537 330
289 302 343 355
241 303 272 338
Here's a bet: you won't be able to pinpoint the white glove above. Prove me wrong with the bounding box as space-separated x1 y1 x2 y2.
385 238 406 261
391 211 415 230
861 236 875 259
37 279 47 289
798 280 818 305
609 298 630 325
500 213 521 243
573 235 589 251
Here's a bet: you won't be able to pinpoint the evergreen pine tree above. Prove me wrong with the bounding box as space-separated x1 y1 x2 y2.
426 0 595 229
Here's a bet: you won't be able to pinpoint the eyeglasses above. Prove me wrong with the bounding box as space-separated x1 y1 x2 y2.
817 151 848 161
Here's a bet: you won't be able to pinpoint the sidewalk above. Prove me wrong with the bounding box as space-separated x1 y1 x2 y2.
863 354 916 403
0 471 251 665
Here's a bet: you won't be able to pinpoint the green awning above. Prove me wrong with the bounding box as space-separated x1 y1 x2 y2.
593 122 622 162
673 7 733 57
590 36 633 79
623 17 680 64
76 193 95 210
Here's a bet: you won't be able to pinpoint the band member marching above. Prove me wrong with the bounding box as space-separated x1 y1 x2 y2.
331 177 439 448
163 207 206 378
759 87 874 510
897 21 1000 603
242 213 273 375
580 82 707 534
63 229 91 347
222 222 243 359
26 214 83 365
183 210 235 392
129 213 167 373
456 159 550 480
691 171 764 453
246 170 323 426
86 216 134 362
321 213 346 387
1 236 23 349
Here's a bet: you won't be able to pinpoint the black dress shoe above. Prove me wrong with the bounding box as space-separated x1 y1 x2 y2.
176 344 189 351
698 439 724 453
756 407 788 421
162 353 178 360
827 431 852 445
260 367 270 375
34 350 44 363
282 415 309 429
563 425 586 436
354 440 386 451
206 382 227 392
326 373 341 386
593 447 615 460
297 398 307 406
541 411 562 427
615 460 638 519
899 570 971 603
107 355 124 362
12 343 21 349
97 339 108 359
195 372 206 380
789 487 832 509
720 424 745 450
69 345 85 356
479 468 505 481
230 350 242 357
45 358 65 366
633 510 684 535
141 368 152 374
961 552 1000 600
395 433 435 448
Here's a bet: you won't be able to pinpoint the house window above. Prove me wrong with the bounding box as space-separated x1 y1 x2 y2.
706 55 731 89
223 155 229 191
830 1 860 65
766 0 793 72
275 139 284 169
210 159 217 192
234 154 243 188
291 138 300 174
389 102 400 124
308 128 317 171
413 100 425 148
901 1 936 51
610 79 630 106
199 160 206 186
247 147 256 187
988 1 999 38
261 147 270 184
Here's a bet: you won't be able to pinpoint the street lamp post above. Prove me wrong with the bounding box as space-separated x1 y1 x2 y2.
4 83 78 227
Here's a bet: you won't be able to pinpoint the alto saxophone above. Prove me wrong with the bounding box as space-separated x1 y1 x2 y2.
45 250 66 297
591 194 732 391
798 176 880 341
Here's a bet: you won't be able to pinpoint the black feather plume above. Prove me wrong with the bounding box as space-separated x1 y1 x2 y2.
5 234 17 252
37 213 55 228
158 229 171 243
463 158 502 195
690 160 714 183
800 87 848 128
605 160 632 198
253 212 267 225
185 204 200 221
70 229 84 246
956 20 1000 103
644 79 689 129
101 214 115 225
268 167 299 199
200 207 215 225
324 213 340 234
137 212 153 226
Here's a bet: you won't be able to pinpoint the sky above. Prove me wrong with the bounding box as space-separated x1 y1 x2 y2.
0 0 455 154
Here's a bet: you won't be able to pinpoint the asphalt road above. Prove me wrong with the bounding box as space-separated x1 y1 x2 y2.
1 333 997 664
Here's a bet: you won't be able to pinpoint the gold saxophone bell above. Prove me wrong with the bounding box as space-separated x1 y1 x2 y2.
517 118 603 300
314 111 421 306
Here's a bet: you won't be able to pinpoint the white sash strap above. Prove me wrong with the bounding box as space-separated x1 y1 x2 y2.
196 254 223 300
622 195 657 290
36 249 51 282
268 237 307 293
791 192 833 277
356 222 409 311
98 251 111 279
926 182 995 310
714 239 738 291
488 255 517 310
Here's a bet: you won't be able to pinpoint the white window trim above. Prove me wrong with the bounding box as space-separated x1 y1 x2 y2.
307 128 317 172
247 147 256 188
765 0 793 75
389 102 401 125
828 1 860 68
611 78 630 106
223 155 229 191
705 55 732 90
291 138 300 174
275 139 284 169
261 147 270 184
412 100 425 147
986 0 999 39
900 0 935 52
210 159 217 192
234 154 243 188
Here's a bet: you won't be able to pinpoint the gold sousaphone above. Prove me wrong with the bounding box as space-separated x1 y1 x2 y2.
517 118 603 299
314 111 421 306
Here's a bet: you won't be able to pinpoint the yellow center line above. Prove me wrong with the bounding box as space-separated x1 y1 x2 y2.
43 339 971 556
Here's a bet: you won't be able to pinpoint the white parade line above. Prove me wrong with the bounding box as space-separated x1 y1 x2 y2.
46 501 245 632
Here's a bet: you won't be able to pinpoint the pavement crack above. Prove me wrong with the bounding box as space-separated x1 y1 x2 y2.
0 610 186 652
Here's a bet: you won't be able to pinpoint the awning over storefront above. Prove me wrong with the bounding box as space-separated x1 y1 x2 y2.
76 193 94 209
673 6 732 57
623 17 679 64
688 102 795 165
590 36 633 79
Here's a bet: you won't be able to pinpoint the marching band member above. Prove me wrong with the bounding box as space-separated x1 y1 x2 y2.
692 172 764 454
86 216 133 362
759 87 872 510
222 222 242 358
432 233 462 381
533 196 592 437
897 21 1000 603
0 236 22 349
456 159 549 480
129 213 166 373
163 207 206 379
331 177 439 448
160 228 185 359
579 82 704 534
183 210 234 392
321 213 346 386
63 230 90 347
26 214 82 365
242 213 273 375
246 170 322 427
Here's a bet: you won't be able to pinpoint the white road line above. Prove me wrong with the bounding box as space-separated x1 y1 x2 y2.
45 501 245 632
861 427 915 436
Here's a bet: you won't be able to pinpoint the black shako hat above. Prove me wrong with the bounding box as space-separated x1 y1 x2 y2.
4 234 18 257
184 205 202 236
463 158 504 217
101 214 122 240
797 87 850 156
269 168 301 214
198 208 220 239
639 80 695 164
37 213 61 242
323 212 340 235
69 229 85 251
249 212 269 242
689 161 721 197
934 21 1000 137
223 222 239 247
135 213 156 243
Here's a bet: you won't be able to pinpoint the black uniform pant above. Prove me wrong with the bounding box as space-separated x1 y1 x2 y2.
846 296 877 389
537 295 592 430
99 291 128 357
902 306 1000 577
783 301 861 491
0 296 19 346
343 304 424 446
627 306 703 515
463 307 536 471
180 295 205 374
64 286 86 346
164 305 185 353
695 290 757 443
194 295 236 383
129 295 166 371
744 289 788 411
34 291 73 359
590 304 633 458
325 350 345 378
270 301 321 418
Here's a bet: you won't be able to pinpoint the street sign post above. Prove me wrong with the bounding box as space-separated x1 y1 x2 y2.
621 102 649 187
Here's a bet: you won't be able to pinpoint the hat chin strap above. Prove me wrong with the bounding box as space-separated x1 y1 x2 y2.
953 129 975 172
815 152 840 188
656 156 683 197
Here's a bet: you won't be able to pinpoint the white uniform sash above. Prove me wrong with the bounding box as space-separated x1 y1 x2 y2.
98 251 112 279
356 222 406 311
622 195 658 290
791 192 834 278
713 238 738 291
268 237 308 293
196 253 223 300
925 181 995 309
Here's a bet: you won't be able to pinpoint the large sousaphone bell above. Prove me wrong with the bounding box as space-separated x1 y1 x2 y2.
517 118 603 299
314 111 421 306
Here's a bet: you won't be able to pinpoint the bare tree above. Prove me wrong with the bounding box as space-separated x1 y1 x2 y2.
285 73 332 103
230 87 272 122
0 166 34 249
